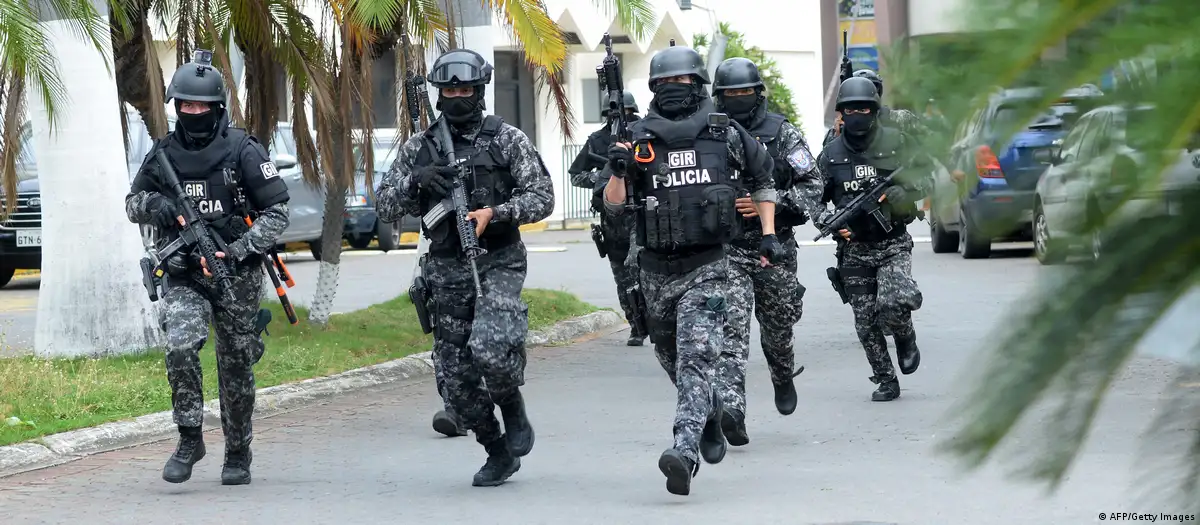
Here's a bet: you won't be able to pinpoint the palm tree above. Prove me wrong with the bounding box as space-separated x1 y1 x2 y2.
884 0 1200 513
1 0 167 357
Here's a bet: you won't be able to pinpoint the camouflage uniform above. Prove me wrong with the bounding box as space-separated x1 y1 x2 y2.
603 97 778 493
376 113 553 485
816 124 928 402
568 125 646 345
718 118 824 435
126 112 290 485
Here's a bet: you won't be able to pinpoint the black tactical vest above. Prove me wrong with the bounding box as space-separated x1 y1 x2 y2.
742 112 807 233
628 111 741 254
822 126 907 242
415 116 519 256
156 128 252 244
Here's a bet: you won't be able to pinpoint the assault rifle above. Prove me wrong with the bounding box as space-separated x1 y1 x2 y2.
840 31 854 83
406 73 485 299
150 150 238 303
812 168 903 242
597 31 649 338
403 64 435 334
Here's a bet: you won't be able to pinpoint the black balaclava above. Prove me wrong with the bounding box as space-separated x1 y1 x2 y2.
437 88 485 131
175 100 224 147
719 89 763 125
840 102 878 152
652 79 704 119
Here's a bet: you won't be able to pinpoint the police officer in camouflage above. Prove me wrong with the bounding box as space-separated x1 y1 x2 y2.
602 44 784 496
816 77 927 402
125 50 290 485
375 48 554 487
709 57 825 444
823 69 927 147
568 92 647 346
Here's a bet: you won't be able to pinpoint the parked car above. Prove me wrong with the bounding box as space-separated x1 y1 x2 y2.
928 84 1105 258
344 129 418 251
0 107 326 287
1032 103 1200 264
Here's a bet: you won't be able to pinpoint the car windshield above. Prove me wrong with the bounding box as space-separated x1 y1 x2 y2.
995 103 1081 131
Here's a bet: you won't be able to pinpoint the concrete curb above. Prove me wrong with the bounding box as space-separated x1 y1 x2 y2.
0 309 625 479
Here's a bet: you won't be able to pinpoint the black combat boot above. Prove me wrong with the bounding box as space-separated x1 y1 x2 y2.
871 378 900 402
895 335 921 375
626 334 646 346
699 398 726 464
162 426 206 483
432 410 468 437
221 447 252 485
773 366 805 415
658 448 699 496
472 436 521 487
499 390 534 457
720 408 749 447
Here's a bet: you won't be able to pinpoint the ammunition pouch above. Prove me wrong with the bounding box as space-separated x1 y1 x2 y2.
591 223 608 259
642 184 741 252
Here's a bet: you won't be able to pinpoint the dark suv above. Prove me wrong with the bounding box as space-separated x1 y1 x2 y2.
928 84 1105 258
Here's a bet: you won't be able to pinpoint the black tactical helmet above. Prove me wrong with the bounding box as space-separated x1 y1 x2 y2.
853 69 883 96
165 49 227 103
429 49 494 88
836 77 880 109
648 46 709 88
713 57 764 91
602 92 639 116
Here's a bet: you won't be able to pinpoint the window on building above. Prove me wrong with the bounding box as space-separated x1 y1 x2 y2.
582 53 623 124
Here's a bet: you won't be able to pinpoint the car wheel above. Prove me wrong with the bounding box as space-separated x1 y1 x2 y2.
308 241 322 261
377 220 400 252
0 267 14 288
929 209 959 254
959 209 992 259
1033 204 1066 265
348 234 372 250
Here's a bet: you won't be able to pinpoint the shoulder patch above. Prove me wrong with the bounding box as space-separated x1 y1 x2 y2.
260 161 279 179
786 146 816 173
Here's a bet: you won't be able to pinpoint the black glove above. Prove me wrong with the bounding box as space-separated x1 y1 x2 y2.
883 185 910 204
759 233 785 265
147 194 180 231
607 144 634 178
417 165 456 200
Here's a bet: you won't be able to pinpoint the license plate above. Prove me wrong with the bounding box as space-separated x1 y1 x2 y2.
15 229 41 247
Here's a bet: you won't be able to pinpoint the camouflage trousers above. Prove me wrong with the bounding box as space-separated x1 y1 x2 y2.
840 233 923 384
162 262 264 452
641 256 730 465
717 239 805 416
425 243 529 446
606 241 647 338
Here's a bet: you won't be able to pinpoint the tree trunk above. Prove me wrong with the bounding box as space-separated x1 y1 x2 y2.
307 164 348 327
111 1 168 139
30 0 164 357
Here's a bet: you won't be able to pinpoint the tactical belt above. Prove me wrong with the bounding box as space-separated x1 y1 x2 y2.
731 228 794 252
430 227 520 258
639 246 724 275
839 265 878 295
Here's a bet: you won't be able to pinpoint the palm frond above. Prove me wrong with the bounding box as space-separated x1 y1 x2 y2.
485 0 573 138
590 0 656 42
0 71 26 216
902 0 1200 512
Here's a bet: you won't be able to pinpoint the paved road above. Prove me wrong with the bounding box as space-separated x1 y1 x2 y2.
1 228 1192 523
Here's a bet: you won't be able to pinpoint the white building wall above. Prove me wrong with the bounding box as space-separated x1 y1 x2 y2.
678 0 827 151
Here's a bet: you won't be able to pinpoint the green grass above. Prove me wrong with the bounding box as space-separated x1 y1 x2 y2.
0 289 598 446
